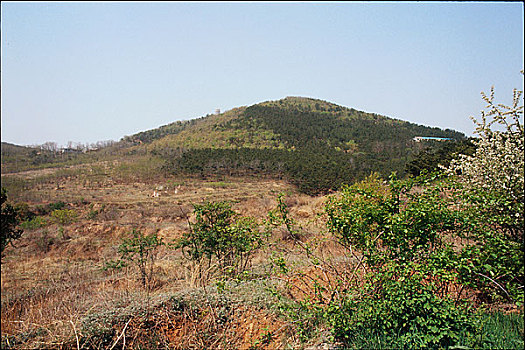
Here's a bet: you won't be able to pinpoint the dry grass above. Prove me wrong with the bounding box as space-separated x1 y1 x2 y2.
1 162 330 349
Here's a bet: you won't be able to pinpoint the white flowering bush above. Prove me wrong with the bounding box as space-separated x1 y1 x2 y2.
449 85 523 236
447 82 524 304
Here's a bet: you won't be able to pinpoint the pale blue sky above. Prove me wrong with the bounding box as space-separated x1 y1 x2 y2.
1 1 523 146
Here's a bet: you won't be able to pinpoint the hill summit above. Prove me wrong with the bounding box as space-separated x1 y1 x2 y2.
121 97 464 194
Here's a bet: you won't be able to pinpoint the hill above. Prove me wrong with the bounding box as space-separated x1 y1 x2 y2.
1 142 38 155
1 97 466 194
1 142 54 173
126 96 465 194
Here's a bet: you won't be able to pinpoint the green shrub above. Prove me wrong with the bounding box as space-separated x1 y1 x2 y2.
176 201 263 278
33 201 66 216
327 261 477 348
20 216 48 230
105 229 164 290
1 187 23 257
35 229 54 253
50 209 78 225
86 204 105 220
47 201 66 211
323 173 479 347
13 202 36 221
325 173 460 264
266 193 301 240
86 209 98 220
207 181 230 188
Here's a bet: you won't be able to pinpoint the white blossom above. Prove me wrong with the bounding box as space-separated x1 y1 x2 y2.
447 81 524 230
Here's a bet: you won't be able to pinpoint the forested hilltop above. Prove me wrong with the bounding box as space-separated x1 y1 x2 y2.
136 97 465 194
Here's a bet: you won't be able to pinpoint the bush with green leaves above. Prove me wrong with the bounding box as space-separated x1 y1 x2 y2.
327 261 477 348
31 201 66 216
20 216 48 230
86 203 105 220
106 229 164 290
1 187 23 258
324 173 479 348
47 201 66 212
265 193 301 240
50 208 78 225
35 229 55 253
325 173 460 263
177 201 263 278
13 202 36 221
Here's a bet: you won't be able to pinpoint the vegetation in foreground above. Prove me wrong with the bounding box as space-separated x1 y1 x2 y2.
1 85 523 349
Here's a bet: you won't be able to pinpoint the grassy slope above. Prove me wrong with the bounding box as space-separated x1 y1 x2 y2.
146 106 285 152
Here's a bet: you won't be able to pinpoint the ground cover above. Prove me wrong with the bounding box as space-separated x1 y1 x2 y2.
1 159 327 349
1 153 523 349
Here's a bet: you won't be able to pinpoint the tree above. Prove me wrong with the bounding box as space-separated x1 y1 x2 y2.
105 229 164 290
448 85 523 233
1 187 23 259
177 201 263 278
41 141 58 153
406 138 476 176
447 82 524 303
